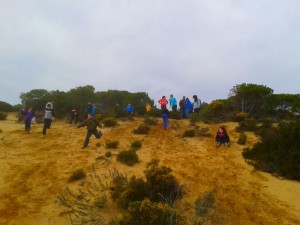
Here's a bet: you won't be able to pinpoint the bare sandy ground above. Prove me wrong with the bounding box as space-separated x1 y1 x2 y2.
0 113 300 225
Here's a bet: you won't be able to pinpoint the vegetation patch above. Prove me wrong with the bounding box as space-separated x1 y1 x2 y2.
243 119 300 181
143 116 158 126
106 140 119 148
117 149 139 166
237 132 247 145
183 129 196 137
131 140 142 150
133 124 150 134
102 117 117 127
68 169 86 182
105 151 112 158
0 112 8 120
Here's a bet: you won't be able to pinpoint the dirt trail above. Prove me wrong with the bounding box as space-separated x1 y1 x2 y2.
0 114 300 225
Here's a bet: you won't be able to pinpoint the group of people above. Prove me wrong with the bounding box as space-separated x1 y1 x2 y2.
20 97 230 149
158 94 202 119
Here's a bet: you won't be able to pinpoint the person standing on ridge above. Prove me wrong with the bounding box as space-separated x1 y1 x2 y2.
192 95 201 114
158 96 168 110
169 94 177 112
126 103 134 116
161 108 169 130
179 96 186 119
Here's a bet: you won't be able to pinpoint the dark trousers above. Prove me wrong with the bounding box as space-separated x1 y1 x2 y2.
25 120 31 132
70 114 78 124
83 129 101 147
171 105 177 112
42 119 52 135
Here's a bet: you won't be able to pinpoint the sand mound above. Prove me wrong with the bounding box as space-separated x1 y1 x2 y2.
0 113 300 225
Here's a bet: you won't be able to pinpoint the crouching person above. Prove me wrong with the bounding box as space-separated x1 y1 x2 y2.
215 127 230 147
77 113 102 149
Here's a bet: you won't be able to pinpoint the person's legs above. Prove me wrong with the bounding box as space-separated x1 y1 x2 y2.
92 129 101 139
185 109 190 118
83 130 93 148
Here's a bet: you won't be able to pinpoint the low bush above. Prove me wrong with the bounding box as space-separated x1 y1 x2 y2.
243 119 300 181
0 112 8 120
106 140 119 149
143 117 158 126
68 169 86 182
197 127 212 138
133 124 150 134
183 129 196 137
193 191 215 225
131 140 142 150
117 149 139 166
236 118 257 131
237 132 247 145
103 117 117 127
232 112 248 122
105 151 112 158
95 114 103 121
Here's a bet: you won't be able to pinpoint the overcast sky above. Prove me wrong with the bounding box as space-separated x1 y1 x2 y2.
1 0 299 106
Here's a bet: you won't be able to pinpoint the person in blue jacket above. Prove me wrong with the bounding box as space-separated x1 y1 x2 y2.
126 103 134 116
185 98 193 118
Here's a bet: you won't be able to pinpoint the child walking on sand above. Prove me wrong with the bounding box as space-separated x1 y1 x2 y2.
77 113 102 149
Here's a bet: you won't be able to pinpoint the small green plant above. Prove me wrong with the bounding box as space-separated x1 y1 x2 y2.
131 140 142 150
103 117 117 127
133 124 150 134
197 127 212 137
117 149 139 166
106 140 119 148
105 151 112 158
183 129 196 137
143 117 158 126
193 191 215 225
68 169 86 182
237 132 247 145
95 114 103 121
232 112 248 122
0 112 7 120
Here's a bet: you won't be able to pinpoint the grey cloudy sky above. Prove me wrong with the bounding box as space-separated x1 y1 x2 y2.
1 0 299 105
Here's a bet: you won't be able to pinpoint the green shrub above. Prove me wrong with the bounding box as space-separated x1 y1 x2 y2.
243 120 300 181
117 149 139 166
144 160 182 205
106 140 119 148
0 112 8 120
183 129 196 137
105 151 112 158
259 117 273 129
197 127 212 138
95 114 103 121
119 198 186 225
133 124 150 134
236 118 257 131
193 191 215 225
131 140 142 150
68 169 86 182
232 112 248 122
143 117 158 126
103 117 117 127
237 132 247 145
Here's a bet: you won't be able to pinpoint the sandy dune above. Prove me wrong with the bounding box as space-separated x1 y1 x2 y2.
0 113 300 225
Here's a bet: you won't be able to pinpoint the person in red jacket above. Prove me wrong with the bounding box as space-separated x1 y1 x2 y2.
158 96 168 110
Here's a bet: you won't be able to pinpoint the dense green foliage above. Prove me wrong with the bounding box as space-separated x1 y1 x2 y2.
243 120 300 181
229 83 273 116
19 86 154 119
0 101 13 112
0 112 8 120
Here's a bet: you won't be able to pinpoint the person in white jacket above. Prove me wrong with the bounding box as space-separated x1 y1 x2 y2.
192 95 201 114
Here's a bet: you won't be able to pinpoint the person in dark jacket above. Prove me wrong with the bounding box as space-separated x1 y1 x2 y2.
215 127 230 147
23 107 35 134
70 106 80 125
77 113 102 149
